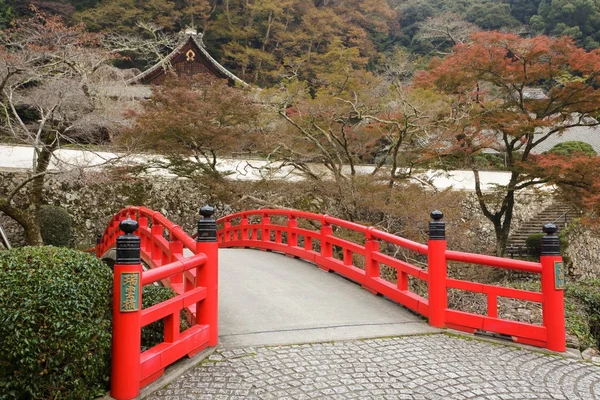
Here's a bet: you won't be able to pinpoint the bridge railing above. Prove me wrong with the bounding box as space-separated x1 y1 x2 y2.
217 209 565 352
97 206 218 400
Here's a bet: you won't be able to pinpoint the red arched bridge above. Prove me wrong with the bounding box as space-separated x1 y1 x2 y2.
96 206 566 400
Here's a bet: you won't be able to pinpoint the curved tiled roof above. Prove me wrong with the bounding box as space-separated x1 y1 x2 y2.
127 32 247 87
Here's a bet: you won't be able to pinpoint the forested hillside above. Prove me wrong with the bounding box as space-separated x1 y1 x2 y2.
1 0 599 85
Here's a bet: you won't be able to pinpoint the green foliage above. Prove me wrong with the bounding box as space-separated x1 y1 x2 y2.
525 232 570 258
39 205 74 247
525 233 545 257
466 2 519 29
546 141 597 157
141 285 190 351
0 247 112 399
566 279 600 348
535 0 600 49
0 0 15 29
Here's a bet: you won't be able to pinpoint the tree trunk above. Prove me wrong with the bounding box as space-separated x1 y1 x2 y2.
494 225 508 257
0 201 43 246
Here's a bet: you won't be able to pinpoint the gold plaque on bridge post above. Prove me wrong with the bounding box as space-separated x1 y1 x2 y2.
554 261 565 290
120 272 140 312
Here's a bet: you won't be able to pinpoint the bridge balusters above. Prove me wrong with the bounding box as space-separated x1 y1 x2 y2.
151 223 163 266
138 217 149 253
223 220 231 243
196 206 219 347
319 219 333 272
288 216 298 247
304 235 312 251
540 224 566 352
241 215 249 241
427 210 448 329
111 219 142 400
262 214 270 243
169 240 184 284
343 248 353 266
363 228 381 294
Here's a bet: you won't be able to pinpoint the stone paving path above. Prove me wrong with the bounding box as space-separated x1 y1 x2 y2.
147 334 600 400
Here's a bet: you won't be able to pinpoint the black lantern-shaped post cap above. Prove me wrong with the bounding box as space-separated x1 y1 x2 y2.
200 205 215 219
119 218 139 234
200 205 215 218
431 210 444 221
116 218 140 265
541 223 560 256
429 210 445 241
543 223 558 235
197 205 217 242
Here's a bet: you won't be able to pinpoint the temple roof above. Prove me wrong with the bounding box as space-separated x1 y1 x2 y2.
127 29 247 87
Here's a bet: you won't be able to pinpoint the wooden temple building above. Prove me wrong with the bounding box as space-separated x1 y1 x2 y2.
127 28 247 87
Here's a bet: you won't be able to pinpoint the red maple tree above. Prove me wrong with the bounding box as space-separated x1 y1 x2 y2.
416 31 600 255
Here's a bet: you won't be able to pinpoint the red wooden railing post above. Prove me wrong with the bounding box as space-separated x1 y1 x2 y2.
319 217 333 272
364 227 380 292
223 220 231 243
138 217 148 253
320 218 333 257
288 215 298 247
241 215 249 242
196 205 219 347
540 223 566 352
151 223 163 264
111 219 142 400
262 213 271 243
427 210 447 328
169 239 184 284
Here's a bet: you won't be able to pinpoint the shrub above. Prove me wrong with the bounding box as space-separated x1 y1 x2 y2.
525 233 545 257
141 285 190 352
546 141 597 157
0 247 112 399
39 205 73 247
567 279 600 349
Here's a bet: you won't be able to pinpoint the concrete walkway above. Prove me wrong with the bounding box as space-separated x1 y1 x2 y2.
218 249 437 347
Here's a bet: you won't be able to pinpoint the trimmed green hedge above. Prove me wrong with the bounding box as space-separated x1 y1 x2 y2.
0 247 113 399
0 246 186 399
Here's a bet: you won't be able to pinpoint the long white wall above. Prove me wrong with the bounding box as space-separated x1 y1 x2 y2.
0 144 513 191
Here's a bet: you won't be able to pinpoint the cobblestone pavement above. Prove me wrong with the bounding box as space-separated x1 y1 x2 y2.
148 334 600 400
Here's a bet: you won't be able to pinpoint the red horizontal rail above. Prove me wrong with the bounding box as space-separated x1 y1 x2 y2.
370 229 428 255
142 254 207 285
445 250 542 273
141 287 207 327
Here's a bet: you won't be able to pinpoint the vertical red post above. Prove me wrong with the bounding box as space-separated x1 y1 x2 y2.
427 210 447 329
138 217 148 254
262 214 271 243
196 205 219 347
320 218 333 257
364 227 380 292
241 215 249 243
223 220 231 243
170 239 184 284
318 218 333 272
111 219 142 400
151 224 163 264
540 223 566 352
288 216 298 248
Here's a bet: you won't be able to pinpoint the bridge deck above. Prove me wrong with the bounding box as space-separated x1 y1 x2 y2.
218 249 437 347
